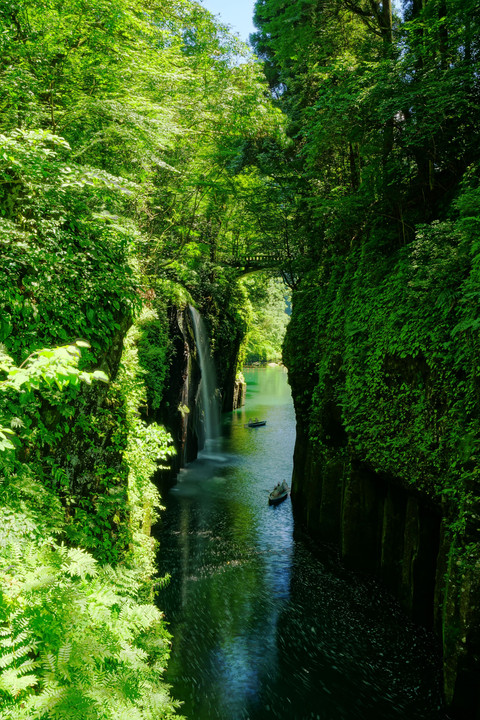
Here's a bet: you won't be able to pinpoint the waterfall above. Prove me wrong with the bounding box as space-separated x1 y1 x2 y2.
189 306 220 441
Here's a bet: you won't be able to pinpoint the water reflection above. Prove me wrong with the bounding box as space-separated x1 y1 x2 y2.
155 367 446 720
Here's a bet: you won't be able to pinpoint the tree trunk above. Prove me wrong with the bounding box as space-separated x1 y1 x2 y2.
381 0 392 46
349 142 360 191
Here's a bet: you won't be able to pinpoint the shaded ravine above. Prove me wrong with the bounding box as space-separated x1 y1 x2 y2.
155 366 447 720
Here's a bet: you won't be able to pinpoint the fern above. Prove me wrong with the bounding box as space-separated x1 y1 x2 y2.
57 643 73 679
1 518 184 719
0 611 39 711
61 546 98 580
0 666 38 696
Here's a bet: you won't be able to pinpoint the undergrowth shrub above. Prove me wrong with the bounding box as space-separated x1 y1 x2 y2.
0 533 181 720
116 311 175 580
0 338 181 719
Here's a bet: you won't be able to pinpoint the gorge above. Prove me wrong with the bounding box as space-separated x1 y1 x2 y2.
1 0 479 718
155 364 446 720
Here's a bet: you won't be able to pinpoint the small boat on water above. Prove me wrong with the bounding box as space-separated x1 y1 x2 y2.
244 419 267 428
268 481 290 505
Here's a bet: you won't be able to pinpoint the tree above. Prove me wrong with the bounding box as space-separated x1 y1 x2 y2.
251 0 480 255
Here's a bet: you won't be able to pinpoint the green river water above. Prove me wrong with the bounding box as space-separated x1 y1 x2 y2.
155 366 446 720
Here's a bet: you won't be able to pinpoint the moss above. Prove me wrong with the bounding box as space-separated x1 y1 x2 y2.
286 225 480 547
137 305 172 412
285 208 480 710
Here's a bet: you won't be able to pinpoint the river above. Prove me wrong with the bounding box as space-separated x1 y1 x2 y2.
155 365 446 720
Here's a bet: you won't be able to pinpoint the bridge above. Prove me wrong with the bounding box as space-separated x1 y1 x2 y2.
227 253 284 272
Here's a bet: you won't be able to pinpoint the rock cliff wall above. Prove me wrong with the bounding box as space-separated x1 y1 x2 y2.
290 418 480 717
284 241 480 718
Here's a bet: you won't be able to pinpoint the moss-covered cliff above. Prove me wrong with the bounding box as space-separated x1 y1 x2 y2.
284 225 480 715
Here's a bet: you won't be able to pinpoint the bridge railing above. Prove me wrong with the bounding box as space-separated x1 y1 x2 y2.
230 253 283 266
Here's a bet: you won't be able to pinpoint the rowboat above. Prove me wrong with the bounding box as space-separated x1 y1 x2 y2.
268 482 290 505
244 419 267 428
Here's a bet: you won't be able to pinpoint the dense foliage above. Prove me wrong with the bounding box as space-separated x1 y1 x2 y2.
242 276 290 364
6 0 478 711
250 6 480 706
0 0 286 717
252 0 480 541
0 342 179 719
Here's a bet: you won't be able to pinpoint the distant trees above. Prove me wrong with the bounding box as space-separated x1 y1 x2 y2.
242 276 290 364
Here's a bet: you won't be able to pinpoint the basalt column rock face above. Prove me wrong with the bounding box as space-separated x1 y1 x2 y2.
152 301 247 491
289 390 480 717
286 355 480 720
231 375 247 411
208 305 247 414
154 305 201 487
153 303 246 483
283 245 480 718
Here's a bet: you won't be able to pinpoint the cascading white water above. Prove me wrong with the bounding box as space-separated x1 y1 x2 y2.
189 306 220 441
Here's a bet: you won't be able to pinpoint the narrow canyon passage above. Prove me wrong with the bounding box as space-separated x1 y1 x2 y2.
155 367 446 720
